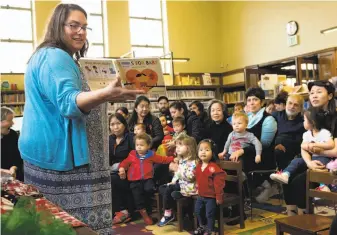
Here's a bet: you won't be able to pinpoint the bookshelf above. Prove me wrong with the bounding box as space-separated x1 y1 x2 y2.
1 90 25 116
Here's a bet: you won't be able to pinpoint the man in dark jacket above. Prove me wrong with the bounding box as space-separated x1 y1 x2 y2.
157 96 173 127
272 94 305 170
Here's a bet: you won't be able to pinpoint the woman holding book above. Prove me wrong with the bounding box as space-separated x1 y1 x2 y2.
18 4 143 234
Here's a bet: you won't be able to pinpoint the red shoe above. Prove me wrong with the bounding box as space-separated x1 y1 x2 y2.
138 209 153 225
113 211 131 225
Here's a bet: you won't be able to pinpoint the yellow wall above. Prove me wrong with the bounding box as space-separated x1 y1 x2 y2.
4 1 337 88
1 75 25 90
35 1 60 44
106 1 131 57
220 1 337 70
167 1 222 73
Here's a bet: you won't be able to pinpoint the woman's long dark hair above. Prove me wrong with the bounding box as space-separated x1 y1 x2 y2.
128 96 151 127
170 101 189 119
32 4 89 62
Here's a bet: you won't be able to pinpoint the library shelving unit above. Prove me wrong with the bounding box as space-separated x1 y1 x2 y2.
1 90 25 117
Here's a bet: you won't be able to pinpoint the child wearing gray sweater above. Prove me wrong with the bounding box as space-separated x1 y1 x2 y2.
218 112 262 163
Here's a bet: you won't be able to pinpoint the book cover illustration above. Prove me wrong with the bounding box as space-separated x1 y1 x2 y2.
79 58 117 90
114 57 164 92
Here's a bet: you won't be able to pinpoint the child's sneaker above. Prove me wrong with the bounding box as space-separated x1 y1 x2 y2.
157 215 175 227
326 159 337 170
270 171 289 184
193 226 205 235
314 184 331 200
113 211 131 225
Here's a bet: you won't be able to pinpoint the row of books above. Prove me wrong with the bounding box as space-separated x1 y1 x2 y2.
223 91 245 104
108 102 159 115
167 90 215 100
1 94 25 104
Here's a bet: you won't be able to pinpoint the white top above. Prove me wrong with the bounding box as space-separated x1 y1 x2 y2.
303 128 332 143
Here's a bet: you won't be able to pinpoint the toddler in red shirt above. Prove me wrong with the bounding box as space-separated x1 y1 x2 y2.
194 139 226 235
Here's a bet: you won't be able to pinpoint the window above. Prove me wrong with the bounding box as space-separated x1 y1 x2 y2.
62 1 107 58
0 2 35 73
128 0 170 73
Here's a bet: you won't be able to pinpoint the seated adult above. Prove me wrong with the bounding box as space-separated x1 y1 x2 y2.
235 87 277 202
157 96 173 127
272 94 305 170
282 80 337 216
204 99 232 151
109 113 135 224
169 101 204 143
189 100 209 124
128 95 163 150
1 107 23 181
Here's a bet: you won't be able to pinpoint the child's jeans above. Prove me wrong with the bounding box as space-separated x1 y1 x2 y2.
284 156 331 176
194 196 217 232
130 179 155 210
159 182 183 210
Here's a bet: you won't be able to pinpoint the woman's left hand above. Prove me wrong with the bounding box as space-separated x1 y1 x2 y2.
103 77 145 102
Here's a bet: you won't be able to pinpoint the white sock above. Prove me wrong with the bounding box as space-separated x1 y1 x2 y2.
164 209 172 217
121 210 128 215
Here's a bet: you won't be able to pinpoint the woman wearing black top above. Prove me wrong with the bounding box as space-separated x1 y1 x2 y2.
128 96 163 150
204 99 232 152
169 101 204 143
109 113 135 224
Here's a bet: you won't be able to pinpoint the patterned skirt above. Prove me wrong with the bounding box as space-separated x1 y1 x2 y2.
24 161 113 235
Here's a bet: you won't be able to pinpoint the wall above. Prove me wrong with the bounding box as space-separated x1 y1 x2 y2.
1 1 59 90
220 1 337 71
106 1 131 57
166 1 222 73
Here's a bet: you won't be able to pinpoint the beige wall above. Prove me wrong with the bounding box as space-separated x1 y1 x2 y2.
220 1 337 71
106 1 131 57
3 1 337 88
167 1 222 73
35 1 60 44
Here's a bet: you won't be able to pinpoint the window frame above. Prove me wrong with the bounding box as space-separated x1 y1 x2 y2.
0 3 35 73
128 0 169 73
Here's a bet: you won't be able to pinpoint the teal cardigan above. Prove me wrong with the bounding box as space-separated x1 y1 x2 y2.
19 47 89 171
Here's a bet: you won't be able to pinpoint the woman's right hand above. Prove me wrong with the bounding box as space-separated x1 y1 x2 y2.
306 160 325 170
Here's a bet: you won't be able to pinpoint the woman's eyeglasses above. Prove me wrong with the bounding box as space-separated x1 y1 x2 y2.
64 23 92 33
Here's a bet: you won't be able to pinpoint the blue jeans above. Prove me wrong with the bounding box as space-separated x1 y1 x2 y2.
284 156 331 176
194 196 216 232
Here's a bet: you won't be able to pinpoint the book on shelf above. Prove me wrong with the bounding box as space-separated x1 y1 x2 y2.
202 73 212 86
1 93 25 103
223 91 244 104
167 90 215 100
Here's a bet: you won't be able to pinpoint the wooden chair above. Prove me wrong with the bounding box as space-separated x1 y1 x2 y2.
275 170 337 235
217 160 245 235
154 192 162 222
